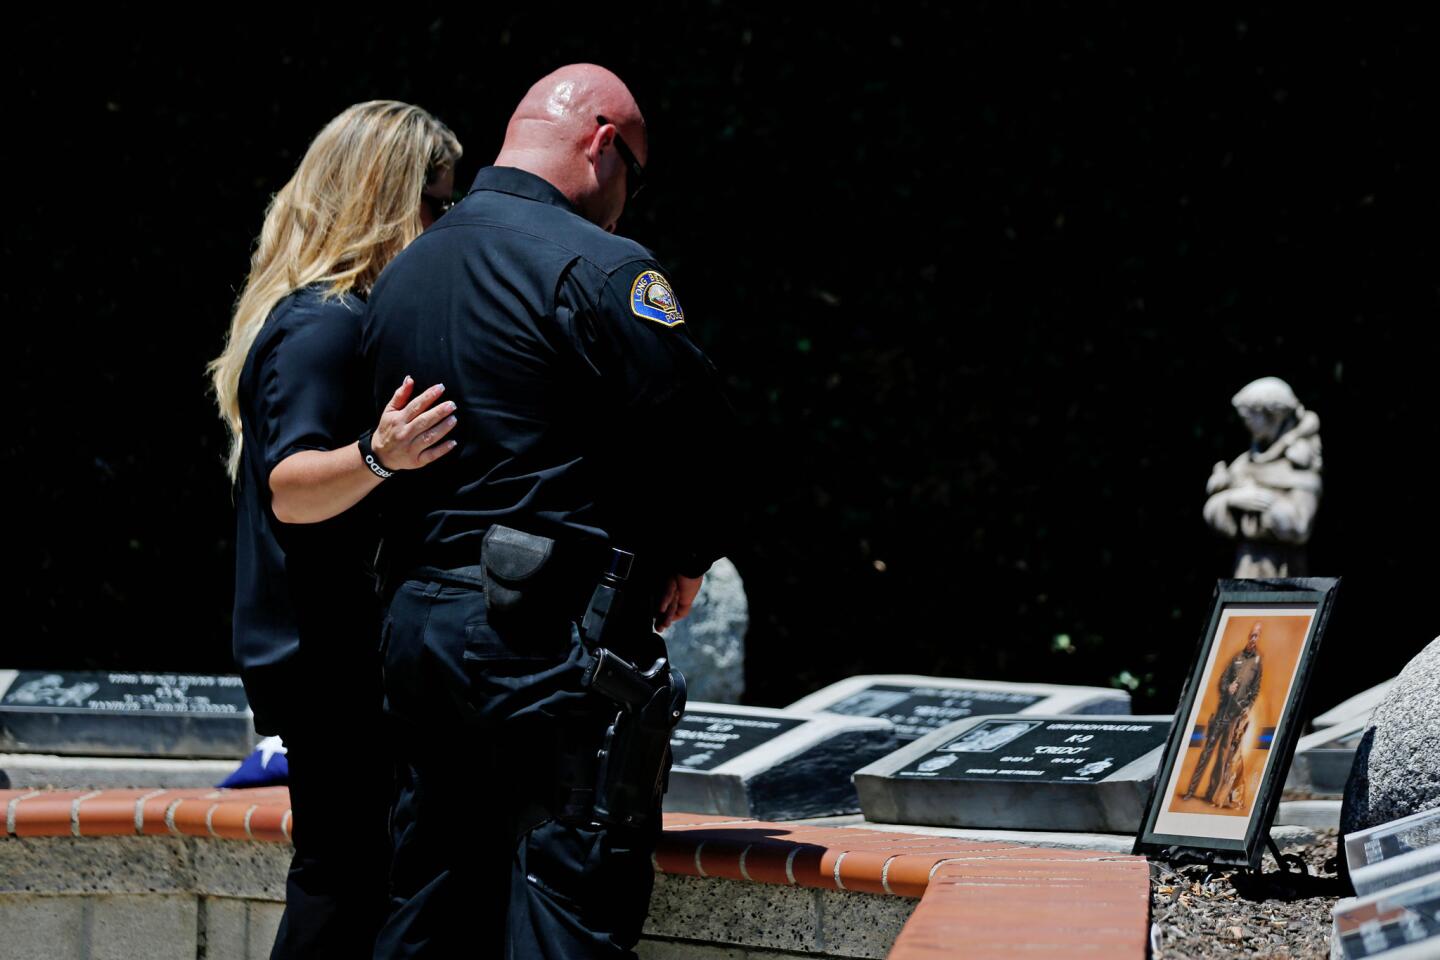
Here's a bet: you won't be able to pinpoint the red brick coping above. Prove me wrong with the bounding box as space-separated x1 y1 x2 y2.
2 789 1150 957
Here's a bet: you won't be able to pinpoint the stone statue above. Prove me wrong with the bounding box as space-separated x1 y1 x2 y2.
1202 377 1322 577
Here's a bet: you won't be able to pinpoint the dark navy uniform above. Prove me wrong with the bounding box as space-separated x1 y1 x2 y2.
361 167 732 959
233 284 391 959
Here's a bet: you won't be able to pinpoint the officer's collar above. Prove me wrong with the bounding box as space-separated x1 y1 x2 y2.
469 166 580 214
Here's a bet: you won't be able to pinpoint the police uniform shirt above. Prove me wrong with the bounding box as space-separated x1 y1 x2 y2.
362 166 734 582
233 284 379 733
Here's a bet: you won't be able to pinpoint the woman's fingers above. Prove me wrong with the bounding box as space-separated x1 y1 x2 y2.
412 415 459 450
403 399 458 440
373 382 457 471
387 376 416 411
400 382 446 421
415 438 458 466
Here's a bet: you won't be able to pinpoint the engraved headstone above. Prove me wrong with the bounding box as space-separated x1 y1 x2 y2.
665 702 900 821
1286 713 1371 798
854 714 1172 832
1332 874 1440 959
0 670 256 759
787 675 1131 742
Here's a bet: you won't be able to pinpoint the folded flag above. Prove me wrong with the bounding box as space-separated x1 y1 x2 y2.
219 735 289 788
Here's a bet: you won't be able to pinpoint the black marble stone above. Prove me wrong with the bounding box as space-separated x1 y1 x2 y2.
0 670 255 758
670 711 806 772
856 715 1172 832
891 717 1169 785
826 684 1045 740
790 676 1132 743
665 704 900 820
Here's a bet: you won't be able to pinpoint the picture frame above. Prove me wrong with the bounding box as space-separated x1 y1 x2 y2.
1133 577 1340 870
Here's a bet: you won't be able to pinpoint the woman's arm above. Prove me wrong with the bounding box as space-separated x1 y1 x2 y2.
269 377 458 524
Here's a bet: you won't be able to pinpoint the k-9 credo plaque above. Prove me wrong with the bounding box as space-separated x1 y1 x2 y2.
855 714 1172 833
894 718 1169 784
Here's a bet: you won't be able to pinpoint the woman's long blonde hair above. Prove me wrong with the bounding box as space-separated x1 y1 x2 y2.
209 100 461 479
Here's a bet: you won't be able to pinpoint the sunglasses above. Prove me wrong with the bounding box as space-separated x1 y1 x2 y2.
596 115 646 201
420 192 459 221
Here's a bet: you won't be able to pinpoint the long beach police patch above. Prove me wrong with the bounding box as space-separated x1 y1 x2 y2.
629 270 685 327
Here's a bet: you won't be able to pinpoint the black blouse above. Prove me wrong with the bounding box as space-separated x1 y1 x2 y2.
232 284 379 733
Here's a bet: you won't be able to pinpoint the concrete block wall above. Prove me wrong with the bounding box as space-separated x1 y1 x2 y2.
0 895 283 960
0 789 1153 959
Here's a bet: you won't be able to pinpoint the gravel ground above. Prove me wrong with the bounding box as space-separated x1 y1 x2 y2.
1150 829 1344 959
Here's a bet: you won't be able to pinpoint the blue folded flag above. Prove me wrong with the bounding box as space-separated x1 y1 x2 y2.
219 736 289 788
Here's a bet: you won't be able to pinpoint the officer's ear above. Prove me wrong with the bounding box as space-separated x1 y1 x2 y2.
587 122 616 176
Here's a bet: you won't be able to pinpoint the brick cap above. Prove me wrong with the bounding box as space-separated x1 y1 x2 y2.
1 787 290 840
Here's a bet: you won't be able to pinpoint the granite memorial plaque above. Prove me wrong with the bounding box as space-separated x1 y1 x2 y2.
854 714 1172 832
1333 874 1440 959
665 702 900 821
1346 807 1440 875
0 670 256 758
787 674 1131 742
1284 713 1370 798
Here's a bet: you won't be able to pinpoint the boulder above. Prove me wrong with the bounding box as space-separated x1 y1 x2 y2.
1341 637 1440 835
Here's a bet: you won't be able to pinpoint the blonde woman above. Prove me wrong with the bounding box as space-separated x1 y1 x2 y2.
209 101 461 959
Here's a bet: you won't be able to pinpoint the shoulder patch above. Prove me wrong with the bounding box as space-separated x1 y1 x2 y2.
629 270 685 327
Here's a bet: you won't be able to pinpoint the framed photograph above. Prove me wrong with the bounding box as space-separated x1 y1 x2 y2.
1134 578 1340 869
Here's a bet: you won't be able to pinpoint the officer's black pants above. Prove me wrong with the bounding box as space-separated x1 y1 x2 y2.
373 576 659 960
1185 709 1237 801
270 675 391 959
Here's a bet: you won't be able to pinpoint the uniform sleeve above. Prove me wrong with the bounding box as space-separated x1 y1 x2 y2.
557 259 742 577
254 302 365 477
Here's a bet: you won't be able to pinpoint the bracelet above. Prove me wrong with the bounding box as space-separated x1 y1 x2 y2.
357 431 395 480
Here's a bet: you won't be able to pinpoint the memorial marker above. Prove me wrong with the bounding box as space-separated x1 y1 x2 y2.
0 670 256 759
1284 712 1369 798
1332 873 1440 959
1346 806 1440 875
665 702 900 821
787 674 1131 742
1350 845 1440 898
854 714 1172 833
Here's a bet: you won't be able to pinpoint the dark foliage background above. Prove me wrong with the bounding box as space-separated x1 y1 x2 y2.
8 6 1437 717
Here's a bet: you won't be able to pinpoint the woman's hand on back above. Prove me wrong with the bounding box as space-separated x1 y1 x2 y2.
371 376 459 471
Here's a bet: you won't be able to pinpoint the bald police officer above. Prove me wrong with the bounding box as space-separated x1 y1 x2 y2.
362 65 734 958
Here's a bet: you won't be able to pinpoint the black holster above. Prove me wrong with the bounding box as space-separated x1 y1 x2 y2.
584 649 687 828
577 548 688 829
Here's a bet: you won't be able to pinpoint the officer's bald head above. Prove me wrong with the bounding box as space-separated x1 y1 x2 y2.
495 65 646 233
